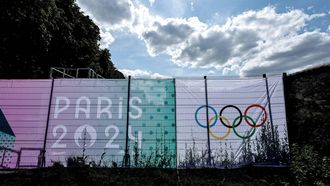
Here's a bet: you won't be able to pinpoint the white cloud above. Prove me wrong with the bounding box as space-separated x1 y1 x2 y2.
137 6 329 76
77 1 330 76
119 69 171 78
141 17 206 56
240 31 330 76
77 0 134 27
77 0 135 46
99 28 115 48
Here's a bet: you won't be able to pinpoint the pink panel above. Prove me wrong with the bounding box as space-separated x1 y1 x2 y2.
0 80 52 168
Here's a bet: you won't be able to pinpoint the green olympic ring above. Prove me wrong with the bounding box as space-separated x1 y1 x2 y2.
232 115 256 139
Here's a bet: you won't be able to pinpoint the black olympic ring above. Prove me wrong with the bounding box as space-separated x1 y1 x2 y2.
219 105 242 128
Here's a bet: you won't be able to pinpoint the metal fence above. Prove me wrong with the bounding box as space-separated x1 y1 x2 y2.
0 75 289 169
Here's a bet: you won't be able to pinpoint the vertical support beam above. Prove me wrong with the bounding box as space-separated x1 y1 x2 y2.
173 78 178 168
204 76 211 166
123 76 131 167
282 73 291 154
76 69 79 78
41 78 55 167
49 68 53 79
263 74 276 159
1 150 6 167
16 150 21 168
281 73 288 122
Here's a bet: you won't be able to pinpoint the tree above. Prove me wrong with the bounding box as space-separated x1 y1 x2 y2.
0 0 124 79
93 48 124 79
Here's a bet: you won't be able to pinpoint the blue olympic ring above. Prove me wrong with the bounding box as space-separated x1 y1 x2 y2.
194 105 218 128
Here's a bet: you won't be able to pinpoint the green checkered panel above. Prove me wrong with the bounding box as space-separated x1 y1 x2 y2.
129 79 176 168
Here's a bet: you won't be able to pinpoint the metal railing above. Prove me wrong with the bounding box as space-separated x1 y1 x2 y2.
0 146 44 169
49 67 104 79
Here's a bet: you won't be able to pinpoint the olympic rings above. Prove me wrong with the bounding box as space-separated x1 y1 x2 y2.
219 105 242 128
208 115 231 140
194 104 267 140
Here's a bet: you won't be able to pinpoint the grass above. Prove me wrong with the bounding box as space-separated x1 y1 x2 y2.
0 166 292 186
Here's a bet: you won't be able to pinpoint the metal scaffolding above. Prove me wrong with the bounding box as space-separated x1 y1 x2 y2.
49 67 104 79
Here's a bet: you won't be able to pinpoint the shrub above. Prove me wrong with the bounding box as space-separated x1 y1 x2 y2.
51 160 64 168
291 144 329 185
66 156 87 168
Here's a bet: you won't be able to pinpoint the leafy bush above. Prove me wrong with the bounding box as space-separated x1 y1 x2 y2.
66 156 87 168
132 136 175 168
51 160 64 168
291 144 329 185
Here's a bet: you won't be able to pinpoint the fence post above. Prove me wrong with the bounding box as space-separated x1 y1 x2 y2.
282 73 291 157
123 76 131 167
263 74 276 159
204 76 211 166
173 78 178 168
41 78 55 167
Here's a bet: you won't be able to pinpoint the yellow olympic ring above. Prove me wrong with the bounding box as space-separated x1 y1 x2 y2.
208 115 231 140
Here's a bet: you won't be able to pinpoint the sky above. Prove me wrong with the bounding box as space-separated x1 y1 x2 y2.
76 0 330 78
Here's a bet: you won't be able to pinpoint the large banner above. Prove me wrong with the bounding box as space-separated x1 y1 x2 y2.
0 80 52 168
46 79 129 166
0 76 289 169
46 79 176 168
128 79 176 167
176 76 289 168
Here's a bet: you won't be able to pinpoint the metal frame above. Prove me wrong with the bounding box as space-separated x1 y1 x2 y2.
41 78 54 167
49 67 104 79
0 147 44 169
204 76 212 166
282 73 291 158
263 74 276 156
123 76 131 167
0 146 20 168
173 78 178 168
0 74 290 170
16 147 44 168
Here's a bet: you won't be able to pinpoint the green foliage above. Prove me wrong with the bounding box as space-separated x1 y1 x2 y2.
241 138 253 164
0 0 124 79
132 138 174 168
111 161 118 168
179 140 208 168
88 151 107 168
51 160 64 168
93 48 124 79
134 149 173 168
291 144 329 186
285 66 330 156
133 141 140 167
252 122 290 164
219 142 235 168
0 167 293 186
66 156 87 168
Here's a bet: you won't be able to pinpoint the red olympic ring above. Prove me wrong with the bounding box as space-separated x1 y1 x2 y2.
244 104 268 127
